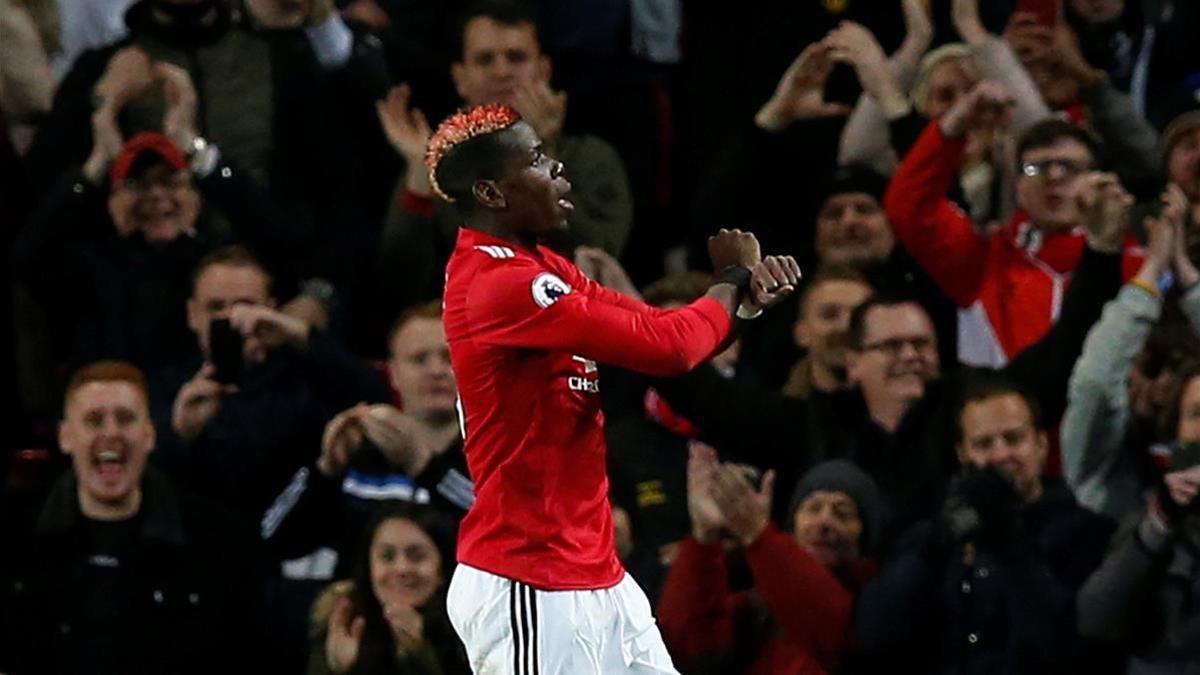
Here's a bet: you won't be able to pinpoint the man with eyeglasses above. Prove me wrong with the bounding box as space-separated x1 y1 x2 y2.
12 63 308 382
885 80 1144 369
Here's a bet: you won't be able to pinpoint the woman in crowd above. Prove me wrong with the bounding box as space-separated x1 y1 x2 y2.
308 502 469 675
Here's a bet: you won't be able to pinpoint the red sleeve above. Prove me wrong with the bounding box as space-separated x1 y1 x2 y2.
744 524 853 669
466 259 731 376
656 537 741 662
885 120 989 307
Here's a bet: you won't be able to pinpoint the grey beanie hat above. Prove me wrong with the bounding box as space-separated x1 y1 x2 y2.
787 459 890 556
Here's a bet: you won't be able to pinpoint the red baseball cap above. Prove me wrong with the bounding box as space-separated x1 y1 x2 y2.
110 132 188 189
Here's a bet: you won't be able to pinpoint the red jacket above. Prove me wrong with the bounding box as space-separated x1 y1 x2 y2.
657 525 875 675
884 121 1142 366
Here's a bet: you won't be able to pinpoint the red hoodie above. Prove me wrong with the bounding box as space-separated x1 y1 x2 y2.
657 525 876 675
885 120 1143 367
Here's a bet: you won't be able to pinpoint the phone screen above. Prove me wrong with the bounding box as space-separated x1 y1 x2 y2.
209 318 244 384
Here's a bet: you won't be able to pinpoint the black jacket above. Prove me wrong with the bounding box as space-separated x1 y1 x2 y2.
849 479 1116 675
0 467 272 675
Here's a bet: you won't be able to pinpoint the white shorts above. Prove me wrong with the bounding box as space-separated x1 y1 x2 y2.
446 564 680 675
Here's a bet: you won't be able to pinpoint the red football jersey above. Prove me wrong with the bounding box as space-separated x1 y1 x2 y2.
444 228 733 589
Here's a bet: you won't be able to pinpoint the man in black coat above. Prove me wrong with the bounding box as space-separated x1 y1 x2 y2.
850 373 1116 675
0 360 272 675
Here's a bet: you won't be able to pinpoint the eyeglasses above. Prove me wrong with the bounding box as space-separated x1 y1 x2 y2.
861 336 936 357
1020 159 1092 180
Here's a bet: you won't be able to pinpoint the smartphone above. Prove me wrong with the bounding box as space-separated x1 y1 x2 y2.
1016 0 1059 26
209 318 244 384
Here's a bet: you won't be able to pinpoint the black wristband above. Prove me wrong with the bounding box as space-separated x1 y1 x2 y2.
713 265 752 294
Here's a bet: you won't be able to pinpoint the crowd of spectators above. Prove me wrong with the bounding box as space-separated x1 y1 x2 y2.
2 0 1200 673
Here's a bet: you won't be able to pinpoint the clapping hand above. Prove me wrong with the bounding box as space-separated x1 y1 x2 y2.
710 463 776 547
756 42 851 132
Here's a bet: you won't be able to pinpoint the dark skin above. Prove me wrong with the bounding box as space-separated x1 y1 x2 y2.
462 121 802 316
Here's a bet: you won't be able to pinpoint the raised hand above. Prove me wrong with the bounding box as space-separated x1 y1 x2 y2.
382 601 425 655
376 84 433 194
951 0 988 44
1163 184 1200 287
900 0 934 50
318 405 367 477
1002 11 1054 61
827 21 906 113
377 84 431 162
686 442 726 544
1076 172 1132 253
171 363 237 440
357 404 435 476
325 596 366 674
755 42 852 132
1046 22 1106 86
83 106 125 186
939 80 1016 138
512 80 567 143
710 463 775 547
93 46 155 112
155 61 198 151
228 304 311 352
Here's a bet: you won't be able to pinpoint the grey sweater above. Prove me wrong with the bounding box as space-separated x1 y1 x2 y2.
1061 282 1200 519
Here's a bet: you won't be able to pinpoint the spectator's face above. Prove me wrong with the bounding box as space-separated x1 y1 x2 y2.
794 279 873 372
58 381 155 513
923 58 978 119
369 517 443 610
452 18 550 108
846 303 939 405
494 122 573 237
187 263 274 363
1016 138 1094 230
1168 128 1200 202
957 393 1047 502
1069 0 1125 24
792 490 863 567
815 193 894 267
1176 376 1200 443
388 317 456 420
107 163 200 243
